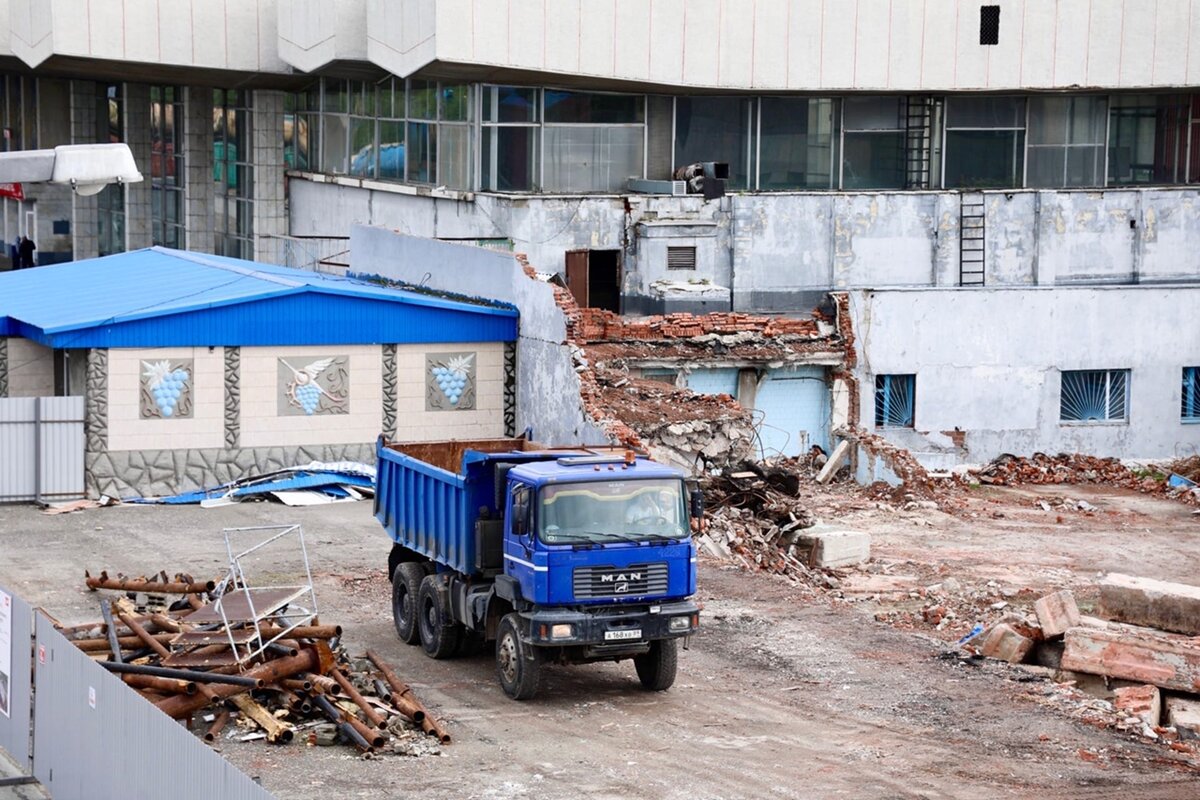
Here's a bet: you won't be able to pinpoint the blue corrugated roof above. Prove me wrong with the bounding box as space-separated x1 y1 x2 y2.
0 247 517 347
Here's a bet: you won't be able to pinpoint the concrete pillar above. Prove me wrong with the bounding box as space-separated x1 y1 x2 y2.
69 80 99 261
183 86 215 254
252 90 288 263
123 83 152 250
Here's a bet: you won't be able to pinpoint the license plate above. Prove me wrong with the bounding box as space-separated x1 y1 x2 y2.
604 629 641 641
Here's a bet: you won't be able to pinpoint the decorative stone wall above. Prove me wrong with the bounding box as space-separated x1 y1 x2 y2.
224 346 240 447
85 348 108 455
86 443 376 499
382 344 397 438
0 337 8 398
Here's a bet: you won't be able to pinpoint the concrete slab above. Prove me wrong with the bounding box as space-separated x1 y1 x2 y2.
1165 696 1200 738
1099 573 1200 636
1061 625 1200 693
792 525 870 568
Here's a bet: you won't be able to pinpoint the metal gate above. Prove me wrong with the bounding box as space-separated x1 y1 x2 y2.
753 366 831 458
0 397 85 502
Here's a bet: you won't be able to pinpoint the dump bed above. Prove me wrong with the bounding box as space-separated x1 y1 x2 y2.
374 436 553 575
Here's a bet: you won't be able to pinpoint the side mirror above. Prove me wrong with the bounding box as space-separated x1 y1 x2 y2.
689 489 705 520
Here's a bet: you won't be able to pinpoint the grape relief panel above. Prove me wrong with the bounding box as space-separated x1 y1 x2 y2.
426 352 476 411
140 359 194 419
278 355 349 416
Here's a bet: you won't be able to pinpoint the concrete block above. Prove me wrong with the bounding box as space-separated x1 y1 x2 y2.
815 439 851 484
1034 590 1081 638
1112 684 1161 727
792 526 870 568
1061 625 1200 693
1165 696 1200 738
1099 573 1200 636
977 622 1034 664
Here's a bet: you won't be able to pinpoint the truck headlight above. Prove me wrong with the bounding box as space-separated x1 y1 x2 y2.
550 623 574 640
669 616 691 632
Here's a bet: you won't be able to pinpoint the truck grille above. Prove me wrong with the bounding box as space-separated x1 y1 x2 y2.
572 562 669 599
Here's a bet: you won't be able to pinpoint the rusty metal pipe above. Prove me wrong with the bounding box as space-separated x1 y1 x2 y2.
366 650 433 730
87 571 216 594
204 709 230 743
156 644 327 719
121 673 196 696
279 678 313 693
331 668 387 729
312 694 375 754
113 605 224 706
99 661 262 687
304 673 341 696
73 633 176 652
256 625 342 640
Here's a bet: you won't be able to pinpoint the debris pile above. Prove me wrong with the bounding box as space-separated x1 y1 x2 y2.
837 426 936 495
130 461 376 507
964 575 1200 750
64 568 446 757
973 453 1199 506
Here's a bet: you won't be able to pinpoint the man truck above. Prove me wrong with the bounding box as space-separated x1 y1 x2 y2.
373 437 702 700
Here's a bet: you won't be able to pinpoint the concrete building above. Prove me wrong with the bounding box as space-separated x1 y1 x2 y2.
0 1 1198 466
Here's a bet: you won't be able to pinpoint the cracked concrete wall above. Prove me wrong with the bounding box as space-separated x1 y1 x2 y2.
849 287 1200 466
290 179 1200 313
349 226 610 446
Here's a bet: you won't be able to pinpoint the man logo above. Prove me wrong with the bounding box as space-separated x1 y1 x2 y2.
599 572 642 583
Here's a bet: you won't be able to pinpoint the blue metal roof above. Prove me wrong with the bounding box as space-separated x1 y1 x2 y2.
0 247 517 347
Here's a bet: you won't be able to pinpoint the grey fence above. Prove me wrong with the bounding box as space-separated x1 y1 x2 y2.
0 396 85 503
32 618 276 800
0 584 33 770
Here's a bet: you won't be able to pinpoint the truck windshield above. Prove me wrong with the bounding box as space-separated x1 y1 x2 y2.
538 478 688 546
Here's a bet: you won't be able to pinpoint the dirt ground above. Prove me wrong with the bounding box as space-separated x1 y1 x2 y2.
1 485 1198 799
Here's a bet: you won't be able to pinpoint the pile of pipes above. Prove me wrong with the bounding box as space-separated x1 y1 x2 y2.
59 569 447 757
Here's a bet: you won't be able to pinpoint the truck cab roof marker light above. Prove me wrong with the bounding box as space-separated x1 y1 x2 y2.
557 455 627 467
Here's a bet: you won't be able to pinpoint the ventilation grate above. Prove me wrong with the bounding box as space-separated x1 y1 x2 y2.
980 5 1000 45
667 246 697 270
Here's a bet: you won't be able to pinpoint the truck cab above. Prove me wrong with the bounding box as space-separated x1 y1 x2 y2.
375 438 701 700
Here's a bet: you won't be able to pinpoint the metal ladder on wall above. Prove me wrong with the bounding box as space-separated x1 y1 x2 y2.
903 96 937 190
959 192 986 286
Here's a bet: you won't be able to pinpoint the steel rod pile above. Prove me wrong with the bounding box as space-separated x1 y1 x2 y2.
60 567 450 757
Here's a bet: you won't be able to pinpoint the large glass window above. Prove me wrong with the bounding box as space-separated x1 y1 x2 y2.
758 97 838 190
543 90 643 193
841 97 904 190
481 86 539 191
376 77 405 181
97 83 126 257
284 87 317 172
149 85 185 249
1026 96 1107 188
213 90 254 260
675 97 752 190
1108 94 1190 185
943 96 1026 189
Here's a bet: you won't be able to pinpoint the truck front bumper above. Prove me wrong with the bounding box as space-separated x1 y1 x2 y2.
525 600 700 648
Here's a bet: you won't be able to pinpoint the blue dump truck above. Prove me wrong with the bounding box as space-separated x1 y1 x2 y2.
374 437 702 700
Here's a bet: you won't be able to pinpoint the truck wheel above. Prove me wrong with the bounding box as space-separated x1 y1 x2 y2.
391 562 426 645
417 575 462 659
634 639 678 691
496 613 541 700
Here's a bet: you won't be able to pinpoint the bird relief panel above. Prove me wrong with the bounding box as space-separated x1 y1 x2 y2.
140 359 194 419
278 355 349 416
426 353 477 411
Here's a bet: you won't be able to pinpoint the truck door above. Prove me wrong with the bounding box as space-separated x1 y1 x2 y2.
504 482 541 602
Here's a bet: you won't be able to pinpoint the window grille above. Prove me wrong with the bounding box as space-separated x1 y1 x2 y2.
667 246 697 270
1183 367 1200 422
875 374 915 428
980 6 1000 45
1060 369 1129 423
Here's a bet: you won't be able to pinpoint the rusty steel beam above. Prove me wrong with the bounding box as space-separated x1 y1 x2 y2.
229 694 295 744
121 673 196 696
366 650 434 731
113 605 223 705
204 709 231 743
86 570 216 594
331 668 387 729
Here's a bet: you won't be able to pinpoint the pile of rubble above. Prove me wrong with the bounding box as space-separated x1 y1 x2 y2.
835 426 936 495
966 575 1200 751
63 569 446 757
972 452 1199 505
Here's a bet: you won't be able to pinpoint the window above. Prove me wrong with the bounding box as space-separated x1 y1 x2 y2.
676 97 753 190
667 246 696 270
980 6 1000 46
1183 367 1200 422
1060 369 1129 423
943 96 1026 188
481 85 539 191
543 90 644 193
875 374 915 428
1027 96 1107 188
149 85 185 249
213 90 254 260
284 87 317 172
1108 94 1190 185
760 97 838 190
376 77 405 180
97 83 125 257
841 97 904 189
